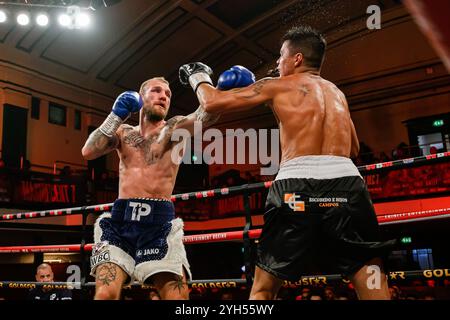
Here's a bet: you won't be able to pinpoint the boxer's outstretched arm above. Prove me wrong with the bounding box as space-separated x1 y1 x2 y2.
197 77 282 114
188 105 221 128
81 128 120 160
166 106 219 135
155 106 219 148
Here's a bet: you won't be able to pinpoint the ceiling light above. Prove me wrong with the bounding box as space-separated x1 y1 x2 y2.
36 14 49 26
58 13 71 27
0 11 6 23
17 13 30 26
75 13 90 28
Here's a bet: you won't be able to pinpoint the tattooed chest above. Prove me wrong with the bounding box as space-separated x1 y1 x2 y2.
122 130 166 165
123 131 146 147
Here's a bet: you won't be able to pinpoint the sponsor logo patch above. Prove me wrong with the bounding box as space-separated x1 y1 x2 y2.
309 197 348 208
143 248 160 255
284 193 305 212
90 250 111 268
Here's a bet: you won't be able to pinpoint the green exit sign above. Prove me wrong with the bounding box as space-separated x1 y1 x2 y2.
401 237 412 244
433 119 444 127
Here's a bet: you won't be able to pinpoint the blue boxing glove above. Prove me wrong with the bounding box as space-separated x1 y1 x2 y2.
99 91 143 137
112 91 143 120
217 65 255 90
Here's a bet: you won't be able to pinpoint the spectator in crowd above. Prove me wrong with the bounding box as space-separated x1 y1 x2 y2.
295 287 312 300
220 291 234 300
359 141 375 164
378 152 392 163
388 285 402 300
408 144 422 157
189 288 203 300
392 142 409 160
324 287 336 300
28 263 72 300
210 177 220 188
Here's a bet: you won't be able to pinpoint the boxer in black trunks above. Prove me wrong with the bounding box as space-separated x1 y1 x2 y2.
179 25 396 300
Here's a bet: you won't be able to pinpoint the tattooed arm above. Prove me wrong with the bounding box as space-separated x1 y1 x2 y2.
195 77 284 114
81 127 121 160
158 106 220 140
186 105 220 129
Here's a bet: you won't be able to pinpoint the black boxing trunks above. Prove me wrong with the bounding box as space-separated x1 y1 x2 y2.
90 198 191 283
256 156 396 281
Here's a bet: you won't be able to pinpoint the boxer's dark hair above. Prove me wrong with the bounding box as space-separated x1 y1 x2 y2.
281 25 326 69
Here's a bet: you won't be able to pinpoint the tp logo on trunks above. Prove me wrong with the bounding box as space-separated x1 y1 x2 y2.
284 193 305 212
129 201 152 221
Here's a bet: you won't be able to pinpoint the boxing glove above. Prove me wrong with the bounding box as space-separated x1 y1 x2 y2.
217 65 255 90
99 91 142 137
111 91 143 120
179 62 213 92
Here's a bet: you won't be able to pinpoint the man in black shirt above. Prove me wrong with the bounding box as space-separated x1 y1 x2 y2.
28 263 72 300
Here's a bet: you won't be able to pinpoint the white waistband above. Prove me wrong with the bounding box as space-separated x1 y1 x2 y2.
275 155 362 180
